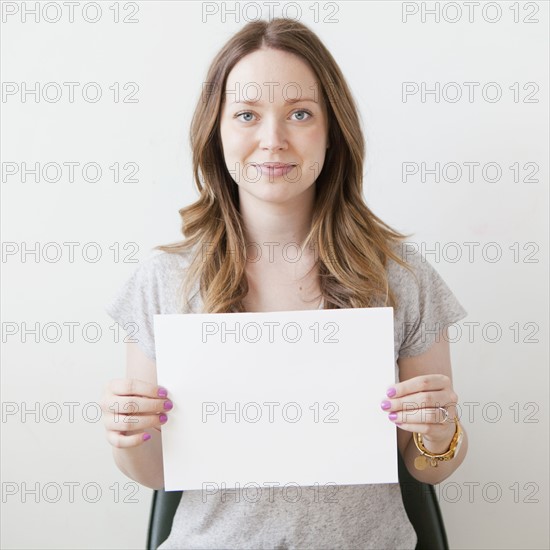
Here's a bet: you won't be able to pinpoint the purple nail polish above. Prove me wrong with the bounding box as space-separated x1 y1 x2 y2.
158 387 168 398
381 400 392 410
159 414 168 423
163 401 173 410
388 412 398 420
142 433 151 441
386 387 397 398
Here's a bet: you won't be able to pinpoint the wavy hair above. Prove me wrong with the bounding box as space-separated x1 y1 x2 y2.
156 17 415 313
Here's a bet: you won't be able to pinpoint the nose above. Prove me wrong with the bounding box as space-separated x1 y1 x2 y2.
259 117 288 152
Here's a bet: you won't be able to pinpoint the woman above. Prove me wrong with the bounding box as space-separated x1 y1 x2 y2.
103 18 468 549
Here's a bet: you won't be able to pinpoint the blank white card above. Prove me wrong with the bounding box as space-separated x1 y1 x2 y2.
154 307 398 491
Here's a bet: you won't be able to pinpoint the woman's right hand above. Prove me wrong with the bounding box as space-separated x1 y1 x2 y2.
101 379 173 448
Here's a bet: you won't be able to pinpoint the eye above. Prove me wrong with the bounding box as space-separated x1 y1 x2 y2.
234 109 313 123
291 109 312 121
235 111 256 122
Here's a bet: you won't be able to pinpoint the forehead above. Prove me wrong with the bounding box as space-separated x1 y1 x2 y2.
224 48 321 104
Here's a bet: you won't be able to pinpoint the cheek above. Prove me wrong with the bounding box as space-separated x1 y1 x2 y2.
299 128 327 157
221 125 249 157
303 122 326 142
300 129 328 175
231 131 250 149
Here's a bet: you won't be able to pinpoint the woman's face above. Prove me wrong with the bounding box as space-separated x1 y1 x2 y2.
219 47 329 205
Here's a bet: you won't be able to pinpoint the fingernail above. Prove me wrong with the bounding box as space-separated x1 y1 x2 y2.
163 401 173 410
386 387 397 397
158 387 168 398
380 400 391 410
143 433 151 441
395 422 403 426
159 414 168 423
388 412 398 420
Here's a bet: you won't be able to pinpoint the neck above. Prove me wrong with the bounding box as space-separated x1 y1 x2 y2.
238 188 316 267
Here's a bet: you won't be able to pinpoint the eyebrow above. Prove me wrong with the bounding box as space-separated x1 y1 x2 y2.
230 98 318 105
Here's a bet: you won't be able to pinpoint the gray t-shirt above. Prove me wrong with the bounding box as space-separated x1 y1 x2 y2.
105 245 467 550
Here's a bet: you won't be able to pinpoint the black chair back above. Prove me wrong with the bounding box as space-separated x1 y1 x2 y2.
397 450 449 549
147 489 182 550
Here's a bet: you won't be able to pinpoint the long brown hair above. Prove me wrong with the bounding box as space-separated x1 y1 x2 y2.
156 17 415 313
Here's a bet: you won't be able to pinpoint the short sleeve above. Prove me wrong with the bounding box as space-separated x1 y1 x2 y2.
104 254 164 362
390 250 468 358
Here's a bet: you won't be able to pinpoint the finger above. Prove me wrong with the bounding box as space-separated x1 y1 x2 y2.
100 395 173 415
388 407 451 425
106 430 154 448
381 392 455 415
387 374 450 398
104 412 168 432
108 378 168 399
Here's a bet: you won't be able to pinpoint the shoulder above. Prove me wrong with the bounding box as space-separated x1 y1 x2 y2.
385 242 468 357
139 248 194 274
128 247 195 290
385 243 426 303
136 247 198 302
106 247 198 313
385 243 464 310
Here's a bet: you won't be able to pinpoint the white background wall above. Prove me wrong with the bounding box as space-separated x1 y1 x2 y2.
1 1 548 548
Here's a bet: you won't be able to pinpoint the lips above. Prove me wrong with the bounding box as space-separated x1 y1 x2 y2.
255 163 297 178
256 162 296 181
258 162 296 168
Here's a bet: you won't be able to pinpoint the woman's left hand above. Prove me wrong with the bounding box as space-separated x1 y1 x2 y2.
380 373 458 451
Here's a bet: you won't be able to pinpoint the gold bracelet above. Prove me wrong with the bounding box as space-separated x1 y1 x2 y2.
413 417 464 470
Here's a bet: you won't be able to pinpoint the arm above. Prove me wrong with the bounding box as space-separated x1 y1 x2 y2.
111 343 166 490
395 328 469 484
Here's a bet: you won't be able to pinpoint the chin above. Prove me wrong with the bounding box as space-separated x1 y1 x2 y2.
243 184 313 204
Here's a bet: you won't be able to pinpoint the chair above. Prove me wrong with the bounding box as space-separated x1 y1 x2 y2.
397 449 449 549
147 451 449 550
147 488 183 550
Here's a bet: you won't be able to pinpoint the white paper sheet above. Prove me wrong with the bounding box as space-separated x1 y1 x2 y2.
154 307 398 491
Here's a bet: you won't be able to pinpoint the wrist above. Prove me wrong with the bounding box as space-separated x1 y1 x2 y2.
421 423 457 454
